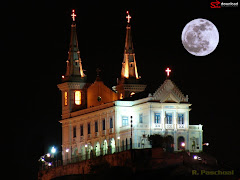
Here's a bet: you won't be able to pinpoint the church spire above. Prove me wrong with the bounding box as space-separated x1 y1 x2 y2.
121 11 139 79
63 9 85 82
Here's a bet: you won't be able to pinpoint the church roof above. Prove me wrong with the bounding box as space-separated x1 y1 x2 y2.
120 11 139 80
120 79 189 103
153 79 188 103
63 10 85 82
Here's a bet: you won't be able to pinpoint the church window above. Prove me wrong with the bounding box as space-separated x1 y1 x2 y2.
122 116 128 126
75 91 81 105
97 96 102 102
95 121 98 132
110 117 113 128
130 92 135 97
73 126 76 138
178 114 184 124
166 113 172 124
64 92 68 106
139 114 143 123
88 123 91 134
120 93 123 99
154 113 161 124
102 119 106 130
80 125 83 136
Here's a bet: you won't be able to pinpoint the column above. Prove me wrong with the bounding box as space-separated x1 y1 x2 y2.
174 111 177 130
174 131 177 151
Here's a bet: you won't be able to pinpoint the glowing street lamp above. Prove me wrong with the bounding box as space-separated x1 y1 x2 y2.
203 143 209 146
181 142 185 147
51 146 56 154
117 136 120 152
193 155 198 160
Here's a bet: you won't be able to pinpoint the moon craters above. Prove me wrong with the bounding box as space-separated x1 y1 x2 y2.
181 18 219 56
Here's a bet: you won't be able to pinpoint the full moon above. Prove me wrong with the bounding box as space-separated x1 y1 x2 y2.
181 18 219 56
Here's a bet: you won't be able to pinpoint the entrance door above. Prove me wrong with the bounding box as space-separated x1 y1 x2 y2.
177 136 185 150
165 135 174 152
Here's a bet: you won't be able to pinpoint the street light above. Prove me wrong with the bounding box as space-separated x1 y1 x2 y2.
51 146 56 154
117 136 120 152
50 146 58 167
203 143 209 146
130 116 133 150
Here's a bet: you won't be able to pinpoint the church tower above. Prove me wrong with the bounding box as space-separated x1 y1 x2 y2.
113 11 146 99
58 10 87 119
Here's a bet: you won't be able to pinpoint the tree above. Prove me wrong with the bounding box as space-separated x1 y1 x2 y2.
148 134 164 148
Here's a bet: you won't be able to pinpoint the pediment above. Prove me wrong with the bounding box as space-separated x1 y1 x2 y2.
153 79 188 103
161 92 180 103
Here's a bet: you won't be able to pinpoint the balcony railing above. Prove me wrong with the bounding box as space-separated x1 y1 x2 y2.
177 124 185 129
165 124 174 129
154 124 162 128
95 132 99 137
189 125 202 130
135 124 148 128
87 134 91 139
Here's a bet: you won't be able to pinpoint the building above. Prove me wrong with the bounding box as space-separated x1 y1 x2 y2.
57 10 203 162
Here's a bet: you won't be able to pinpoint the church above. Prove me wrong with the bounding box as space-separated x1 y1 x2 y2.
57 10 203 162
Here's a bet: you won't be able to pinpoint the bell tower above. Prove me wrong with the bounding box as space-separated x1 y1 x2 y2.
58 10 87 119
113 11 146 99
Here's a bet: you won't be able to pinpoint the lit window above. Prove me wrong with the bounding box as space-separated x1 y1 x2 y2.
154 113 161 124
130 92 135 97
75 91 81 105
122 116 128 126
64 92 68 106
120 93 123 99
139 114 143 123
178 114 184 124
166 113 172 124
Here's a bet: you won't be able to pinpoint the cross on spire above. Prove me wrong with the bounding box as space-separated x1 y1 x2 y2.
165 68 171 77
126 11 131 23
71 9 76 21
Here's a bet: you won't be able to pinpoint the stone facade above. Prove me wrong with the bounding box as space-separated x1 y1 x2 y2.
57 11 203 165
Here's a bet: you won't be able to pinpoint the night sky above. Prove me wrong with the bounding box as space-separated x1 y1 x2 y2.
5 0 240 179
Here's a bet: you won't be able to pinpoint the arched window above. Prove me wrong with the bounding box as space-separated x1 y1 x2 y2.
130 92 135 97
64 92 68 106
75 91 81 105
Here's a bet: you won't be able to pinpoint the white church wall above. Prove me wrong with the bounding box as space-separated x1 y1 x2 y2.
61 100 201 161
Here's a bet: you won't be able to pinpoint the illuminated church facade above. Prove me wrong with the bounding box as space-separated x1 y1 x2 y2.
58 10 203 162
